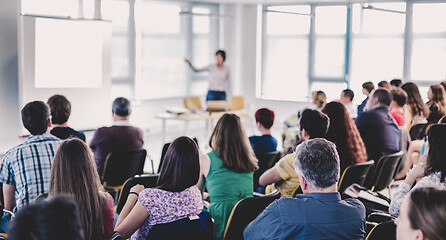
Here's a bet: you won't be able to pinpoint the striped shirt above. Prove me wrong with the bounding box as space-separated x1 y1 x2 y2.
273 153 300 197
0 133 61 211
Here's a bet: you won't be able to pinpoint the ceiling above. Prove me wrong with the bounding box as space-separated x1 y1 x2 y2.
177 0 405 4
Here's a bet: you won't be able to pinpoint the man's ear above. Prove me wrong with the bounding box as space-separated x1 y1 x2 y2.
299 175 308 193
301 129 310 141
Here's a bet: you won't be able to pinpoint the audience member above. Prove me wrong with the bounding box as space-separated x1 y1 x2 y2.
426 84 446 124
355 89 400 161
49 138 114 240
115 136 203 239
260 109 329 197
390 124 446 217
47 94 86 141
7 195 85 240
312 90 327 110
322 102 367 173
395 187 446 240
391 79 403 88
378 80 391 89
90 97 144 174
0 101 61 211
340 89 357 118
401 82 428 129
244 139 366 240
197 113 258 239
390 88 408 127
249 108 277 155
358 81 375 115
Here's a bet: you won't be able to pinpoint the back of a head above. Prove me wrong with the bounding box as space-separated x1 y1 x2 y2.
299 109 329 139
8 195 85 240
293 138 340 189
342 89 354 102
157 136 200 192
255 108 275 129
321 102 349 142
209 113 258 173
362 82 375 94
378 81 391 89
21 101 50 135
371 88 392 107
391 88 408 107
426 124 446 182
402 82 426 116
312 91 327 107
408 187 446 240
430 84 446 104
112 97 131 117
390 79 402 88
47 95 71 125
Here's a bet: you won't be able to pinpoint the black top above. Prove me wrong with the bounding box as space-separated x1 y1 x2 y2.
50 127 86 142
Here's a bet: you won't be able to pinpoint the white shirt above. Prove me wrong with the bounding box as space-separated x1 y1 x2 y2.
189 64 231 94
343 102 358 119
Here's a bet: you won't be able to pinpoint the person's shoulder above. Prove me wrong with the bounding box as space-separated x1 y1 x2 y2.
249 135 260 141
341 197 366 215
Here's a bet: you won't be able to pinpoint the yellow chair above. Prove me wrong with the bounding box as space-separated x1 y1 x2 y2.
183 97 203 111
229 96 244 111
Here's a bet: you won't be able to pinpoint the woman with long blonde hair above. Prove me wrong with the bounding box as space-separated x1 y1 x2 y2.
49 138 114 240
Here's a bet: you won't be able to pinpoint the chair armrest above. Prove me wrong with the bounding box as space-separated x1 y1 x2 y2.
367 212 393 223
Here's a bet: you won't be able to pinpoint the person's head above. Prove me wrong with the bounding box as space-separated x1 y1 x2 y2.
425 124 446 182
362 82 375 96
49 138 106 240
368 89 393 109
391 88 408 108
312 91 327 108
47 95 71 125
390 79 403 88
293 138 340 193
8 195 85 240
299 109 329 141
401 82 427 117
428 84 446 103
395 187 446 240
157 136 200 192
255 108 275 130
209 113 258 173
112 97 131 120
340 89 354 104
378 80 391 89
441 81 446 93
216 50 226 65
21 101 50 135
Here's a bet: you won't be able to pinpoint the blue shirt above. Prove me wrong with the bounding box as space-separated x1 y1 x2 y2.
0 133 61 211
244 192 366 240
357 97 368 116
249 135 277 155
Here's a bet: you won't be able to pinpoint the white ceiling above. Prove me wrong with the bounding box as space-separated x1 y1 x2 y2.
177 0 404 4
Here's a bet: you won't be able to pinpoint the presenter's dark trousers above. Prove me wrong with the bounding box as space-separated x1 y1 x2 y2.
206 90 226 101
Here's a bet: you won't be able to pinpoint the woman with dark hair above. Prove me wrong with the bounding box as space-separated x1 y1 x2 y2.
47 94 86 141
321 101 368 173
115 136 203 239
401 82 428 129
390 124 446 217
185 50 231 101
198 113 258 239
395 187 446 240
49 138 114 240
426 84 446 123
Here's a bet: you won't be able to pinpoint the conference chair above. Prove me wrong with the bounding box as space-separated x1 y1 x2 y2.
229 96 245 111
101 149 147 202
337 160 375 194
145 210 215 240
254 152 281 191
368 151 404 193
115 174 159 214
365 221 396 240
183 97 203 111
158 138 198 173
409 123 429 140
223 190 281 240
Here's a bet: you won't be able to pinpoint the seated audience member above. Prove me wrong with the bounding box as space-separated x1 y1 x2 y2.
395 187 446 240
401 82 427 129
389 124 446 217
49 138 114 240
47 94 86 141
391 79 403 88
355 89 400 161
322 102 367 173
426 84 446 124
115 136 203 239
378 80 391 89
90 97 144 174
249 108 277 155
390 88 408 127
441 81 446 93
340 89 357 118
244 139 366 240
0 101 61 211
358 81 375 116
260 109 329 197
197 114 258 239
312 90 327 110
7 195 85 240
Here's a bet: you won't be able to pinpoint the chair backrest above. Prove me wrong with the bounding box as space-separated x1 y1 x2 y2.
115 174 159 214
368 151 404 192
409 123 428 140
229 96 244 111
223 190 281 239
145 210 214 240
101 149 147 187
365 221 396 240
159 143 171 173
338 160 375 194
253 152 281 190
184 97 203 111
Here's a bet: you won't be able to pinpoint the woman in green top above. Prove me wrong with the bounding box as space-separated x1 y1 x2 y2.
198 113 258 239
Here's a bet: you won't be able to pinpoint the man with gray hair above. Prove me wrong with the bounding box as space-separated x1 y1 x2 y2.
244 138 366 239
